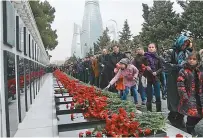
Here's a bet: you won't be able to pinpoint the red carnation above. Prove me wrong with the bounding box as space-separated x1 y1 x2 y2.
130 112 135 118
138 128 143 134
79 132 83 137
96 132 102 137
176 133 183 138
144 128 151 135
86 130 92 136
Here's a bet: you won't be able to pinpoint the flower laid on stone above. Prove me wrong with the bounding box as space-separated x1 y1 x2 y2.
54 70 166 137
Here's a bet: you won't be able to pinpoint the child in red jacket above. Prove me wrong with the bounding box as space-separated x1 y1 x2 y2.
177 52 203 136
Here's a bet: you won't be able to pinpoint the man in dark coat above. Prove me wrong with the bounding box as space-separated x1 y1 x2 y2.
165 35 192 128
83 57 91 83
98 49 110 88
107 45 125 92
77 59 84 81
132 47 148 104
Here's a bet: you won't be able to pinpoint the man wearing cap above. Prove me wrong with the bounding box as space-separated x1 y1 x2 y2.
124 51 134 62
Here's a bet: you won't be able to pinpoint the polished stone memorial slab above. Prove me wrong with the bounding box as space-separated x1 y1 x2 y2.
54 93 70 98
56 104 85 115
55 97 73 105
57 113 105 132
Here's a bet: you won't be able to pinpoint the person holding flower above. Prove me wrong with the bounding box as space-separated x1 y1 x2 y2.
105 58 139 104
114 63 125 98
143 43 163 112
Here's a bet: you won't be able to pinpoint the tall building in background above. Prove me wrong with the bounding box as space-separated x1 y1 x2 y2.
81 0 103 57
106 20 118 41
71 23 82 58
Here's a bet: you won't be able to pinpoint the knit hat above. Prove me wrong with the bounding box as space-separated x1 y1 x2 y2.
119 58 130 65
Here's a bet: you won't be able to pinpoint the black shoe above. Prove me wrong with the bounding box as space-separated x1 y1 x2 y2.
186 125 196 136
168 113 185 128
146 102 152 112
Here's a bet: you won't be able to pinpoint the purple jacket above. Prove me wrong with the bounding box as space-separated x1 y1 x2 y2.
109 64 139 87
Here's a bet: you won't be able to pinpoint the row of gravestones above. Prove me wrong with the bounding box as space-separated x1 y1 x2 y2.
53 78 167 137
53 78 105 137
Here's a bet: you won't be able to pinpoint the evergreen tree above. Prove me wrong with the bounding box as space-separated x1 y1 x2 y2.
119 20 132 51
29 0 58 50
140 1 183 49
94 28 111 53
132 35 142 48
87 48 93 57
179 1 203 50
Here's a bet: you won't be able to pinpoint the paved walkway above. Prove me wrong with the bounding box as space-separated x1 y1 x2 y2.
14 74 58 137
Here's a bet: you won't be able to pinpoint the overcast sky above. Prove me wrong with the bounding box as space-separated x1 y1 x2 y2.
48 0 182 63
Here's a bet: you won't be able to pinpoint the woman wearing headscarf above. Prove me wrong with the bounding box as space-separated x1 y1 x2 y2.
165 35 192 128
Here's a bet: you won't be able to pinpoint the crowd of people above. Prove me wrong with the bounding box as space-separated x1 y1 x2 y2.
64 34 203 136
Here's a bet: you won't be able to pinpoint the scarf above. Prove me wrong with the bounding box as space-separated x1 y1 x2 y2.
144 52 158 71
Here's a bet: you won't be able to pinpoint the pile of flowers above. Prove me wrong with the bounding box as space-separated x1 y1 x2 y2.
54 70 166 137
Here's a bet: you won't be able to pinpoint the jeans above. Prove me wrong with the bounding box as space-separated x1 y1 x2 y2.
122 85 138 103
146 81 161 103
138 78 146 102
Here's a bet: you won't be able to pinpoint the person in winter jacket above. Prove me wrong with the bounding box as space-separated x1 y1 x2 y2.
106 58 139 104
107 45 126 92
92 55 100 87
159 48 168 100
143 43 163 112
177 52 203 136
199 49 203 71
165 35 193 128
98 49 110 88
132 47 147 105
114 63 125 98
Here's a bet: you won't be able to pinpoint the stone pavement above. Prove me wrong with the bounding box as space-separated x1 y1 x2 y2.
14 74 58 137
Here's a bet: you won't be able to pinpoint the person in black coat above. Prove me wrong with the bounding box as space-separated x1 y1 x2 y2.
132 47 148 105
165 35 192 128
98 49 110 88
107 45 126 92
